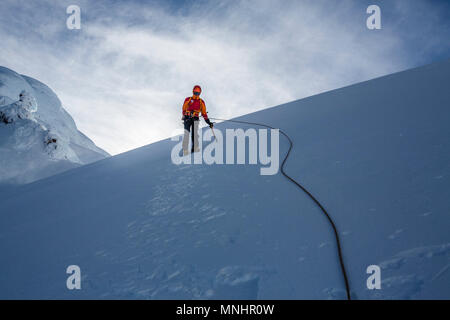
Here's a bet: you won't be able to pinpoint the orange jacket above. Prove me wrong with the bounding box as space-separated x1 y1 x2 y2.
182 95 208 119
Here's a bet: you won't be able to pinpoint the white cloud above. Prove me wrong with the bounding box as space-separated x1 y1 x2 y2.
0 0 446 154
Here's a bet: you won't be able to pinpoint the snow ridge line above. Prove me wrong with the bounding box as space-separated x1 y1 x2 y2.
209 117 352 300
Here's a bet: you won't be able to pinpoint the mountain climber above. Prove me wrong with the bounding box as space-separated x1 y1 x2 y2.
181 85 213 155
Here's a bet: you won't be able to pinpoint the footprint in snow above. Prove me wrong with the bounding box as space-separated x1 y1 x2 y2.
319 242 330 248
388 229 403 240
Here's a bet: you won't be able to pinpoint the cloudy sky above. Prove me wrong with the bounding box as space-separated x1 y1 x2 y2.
0 0 449 155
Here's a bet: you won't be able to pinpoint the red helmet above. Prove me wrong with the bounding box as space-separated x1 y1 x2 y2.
193 85 202 94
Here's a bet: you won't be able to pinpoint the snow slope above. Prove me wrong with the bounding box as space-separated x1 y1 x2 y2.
0 66 109 184
1 60 449 299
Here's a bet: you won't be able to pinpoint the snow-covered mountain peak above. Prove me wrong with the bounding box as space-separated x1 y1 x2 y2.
0 66 109 184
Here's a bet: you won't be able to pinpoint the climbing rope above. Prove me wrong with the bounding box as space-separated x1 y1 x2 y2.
209 117 352 300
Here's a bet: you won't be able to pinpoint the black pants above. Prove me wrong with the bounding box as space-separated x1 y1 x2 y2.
183 116 199 152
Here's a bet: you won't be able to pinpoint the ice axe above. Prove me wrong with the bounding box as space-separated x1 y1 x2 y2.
210 124 217 141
